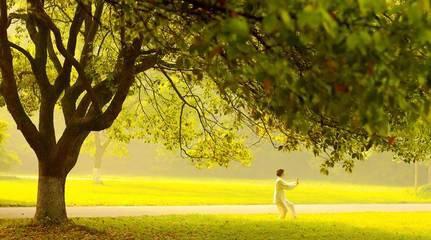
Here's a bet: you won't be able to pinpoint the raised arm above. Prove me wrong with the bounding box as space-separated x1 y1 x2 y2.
279 179 297 190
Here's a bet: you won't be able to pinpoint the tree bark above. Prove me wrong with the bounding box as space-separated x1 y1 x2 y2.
33 129 88 224
34 162 67 224
34 176 67 223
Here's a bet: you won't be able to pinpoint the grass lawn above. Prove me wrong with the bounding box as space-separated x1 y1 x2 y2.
0 212 430 239
0 176 429 206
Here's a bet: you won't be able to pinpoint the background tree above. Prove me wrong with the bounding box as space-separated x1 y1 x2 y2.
81 131 128 184
389 121 431 190
0 120 19 171
428 162 431 184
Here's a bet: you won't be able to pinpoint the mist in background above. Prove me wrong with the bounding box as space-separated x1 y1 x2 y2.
0 109 427 186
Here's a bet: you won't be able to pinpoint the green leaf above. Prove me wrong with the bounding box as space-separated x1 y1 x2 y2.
298 6 322 29
225 17 250 41
279 10 294 30
263 15 279 33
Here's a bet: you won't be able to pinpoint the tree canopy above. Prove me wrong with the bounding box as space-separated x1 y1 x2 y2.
104 0 431 171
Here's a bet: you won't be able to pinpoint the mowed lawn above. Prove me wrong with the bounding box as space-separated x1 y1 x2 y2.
1 212 430 239
0 176 429 206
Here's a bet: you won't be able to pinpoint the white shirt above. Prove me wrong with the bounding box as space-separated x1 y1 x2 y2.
273 177 297 204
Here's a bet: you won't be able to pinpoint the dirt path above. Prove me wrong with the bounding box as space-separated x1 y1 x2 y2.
1 204 431 219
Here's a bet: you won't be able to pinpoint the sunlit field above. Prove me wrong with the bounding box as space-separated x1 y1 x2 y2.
1 212 430 239
0 176 429 206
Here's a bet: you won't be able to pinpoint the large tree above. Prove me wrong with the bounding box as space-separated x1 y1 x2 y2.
1 0 431 223
0 0 253 223
0 0 160 222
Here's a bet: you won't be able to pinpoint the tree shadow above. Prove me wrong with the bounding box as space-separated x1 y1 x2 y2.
1 214 430 240
204 215 431 240
100 214 431 240
0 219 135 240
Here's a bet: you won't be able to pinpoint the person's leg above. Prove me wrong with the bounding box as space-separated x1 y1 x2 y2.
276 203 287 219
285 200 297 219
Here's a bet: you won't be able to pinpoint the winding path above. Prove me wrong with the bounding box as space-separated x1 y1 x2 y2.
1 204 431 219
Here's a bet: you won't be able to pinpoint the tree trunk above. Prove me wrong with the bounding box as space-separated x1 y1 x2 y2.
414 161 419 192
33 130 88 224
93 132 104 184
428 164 431 184
93 154 103 184
34 171 67 223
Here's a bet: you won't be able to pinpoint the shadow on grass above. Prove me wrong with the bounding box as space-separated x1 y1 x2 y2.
77 214 431 240
1 214 430 240
0 219 134 240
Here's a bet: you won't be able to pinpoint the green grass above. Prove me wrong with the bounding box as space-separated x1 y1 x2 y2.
1 212 431 239
0 176 429 206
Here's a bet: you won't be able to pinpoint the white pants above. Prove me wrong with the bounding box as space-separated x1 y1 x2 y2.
275 200 296 219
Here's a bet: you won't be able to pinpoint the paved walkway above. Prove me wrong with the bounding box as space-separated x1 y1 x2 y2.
1 204 431 219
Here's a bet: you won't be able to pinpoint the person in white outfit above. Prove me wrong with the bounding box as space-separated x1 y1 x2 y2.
274 169 299 219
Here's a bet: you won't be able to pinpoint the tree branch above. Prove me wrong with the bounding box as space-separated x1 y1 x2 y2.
71 39 149 131
47 34 62 73
52 3 83 95
27 1 101 112
0 0 44 158
8 41 35 63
